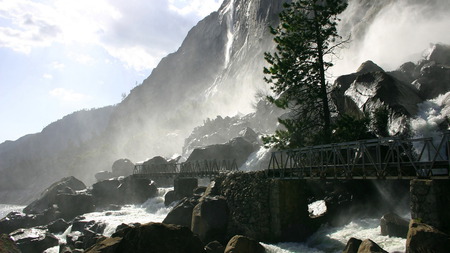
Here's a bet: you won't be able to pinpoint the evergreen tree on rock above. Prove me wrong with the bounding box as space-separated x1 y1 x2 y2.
263 0 348 149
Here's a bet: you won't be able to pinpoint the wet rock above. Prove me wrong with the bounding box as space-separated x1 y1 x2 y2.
191 196 229 244
9 228 59 253
194 186 207 196
47 218 70 234
205 240 225 253
426 43 450 65
186 136 257 167
88 222 204 253
163 196 200 228
356 60 385 74
357 239 387 253
240 127 259 144
0 211 38 234
64 220 107 251
111 158 135 177
55 192 95 221
406 220 450 253
92 176 157 206
164 190 178 206
84 237 122 253
112 223 141 238
95 171 113 182
224 235 265 253
174 177 198 198
23 176 86 215
380 213 409 238
71 219 96 232
91 179 121 206
0 234 21 253
342 237 362 253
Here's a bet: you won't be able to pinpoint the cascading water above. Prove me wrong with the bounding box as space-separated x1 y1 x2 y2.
79 187 174 236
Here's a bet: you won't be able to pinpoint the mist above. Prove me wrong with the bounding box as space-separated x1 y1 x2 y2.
333 0 450 76
1 0 450 205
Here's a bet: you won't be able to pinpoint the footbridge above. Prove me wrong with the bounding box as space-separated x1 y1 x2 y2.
133 159 239 179
267 131 450 179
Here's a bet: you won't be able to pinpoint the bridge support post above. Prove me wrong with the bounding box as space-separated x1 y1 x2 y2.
410 179 450 234
269 179 317 242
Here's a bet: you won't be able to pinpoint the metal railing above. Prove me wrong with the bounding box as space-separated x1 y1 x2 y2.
133 159 238 178
267 131 450 179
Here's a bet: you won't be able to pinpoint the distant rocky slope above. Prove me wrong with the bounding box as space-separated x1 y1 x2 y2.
0 0 286 203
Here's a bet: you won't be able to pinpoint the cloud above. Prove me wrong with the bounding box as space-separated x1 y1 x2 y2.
49 88 89 102
69 52 95 65
50 61 65 70
43 73 53 79
0 0 221 71
168 0 222 17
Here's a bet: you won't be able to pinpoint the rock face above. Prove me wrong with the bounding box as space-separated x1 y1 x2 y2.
406 220 450 253
224 235 265 253
9 228 59 253
46 218 70 234
91 176 157 206
0 0 285 204
342 237 362 253
191 196 229 244
186 137 257 168
332 63 422 123
332 43 450 136
343 238 387 253
163 196 200 229
55 192 95 221
357 239 387 253
410 179 450 234
95 171 114 182
174 177 199 198
86 222 204 253
64 219 107 252
0 234 20 253
0 212 39 235
23 176 86 214
380 213 409 238
112 158 135 177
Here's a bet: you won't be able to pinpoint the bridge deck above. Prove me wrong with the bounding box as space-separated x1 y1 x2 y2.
267 131 450 179
133 159 238 179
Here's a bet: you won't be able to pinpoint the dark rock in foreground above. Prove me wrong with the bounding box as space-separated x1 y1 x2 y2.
186 136 257 168
343 238 387 253
205 241 225 253
380 213 409 238
406 220 450 253
163 196 200 229
342 237 362 253
9 228 59 253
91 176 157 207
191 195 229 244
224 235 265 253
86 222 204 253
23 176 86 215
0 234 21 253
358 239 387 253
46 218 70 234
0 212 38 235
112 158 135 177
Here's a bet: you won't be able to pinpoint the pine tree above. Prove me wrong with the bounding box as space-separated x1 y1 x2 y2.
263 0 348 149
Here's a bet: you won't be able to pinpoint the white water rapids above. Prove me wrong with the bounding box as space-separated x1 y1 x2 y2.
1 187 406 253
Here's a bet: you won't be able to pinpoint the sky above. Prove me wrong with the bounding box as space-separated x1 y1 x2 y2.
0 0 222 143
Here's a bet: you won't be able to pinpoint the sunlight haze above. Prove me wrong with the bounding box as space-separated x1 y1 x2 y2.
0 0 221 143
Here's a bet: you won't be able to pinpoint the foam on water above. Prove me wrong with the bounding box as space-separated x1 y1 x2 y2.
80 187 173 236
263 218 406 253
